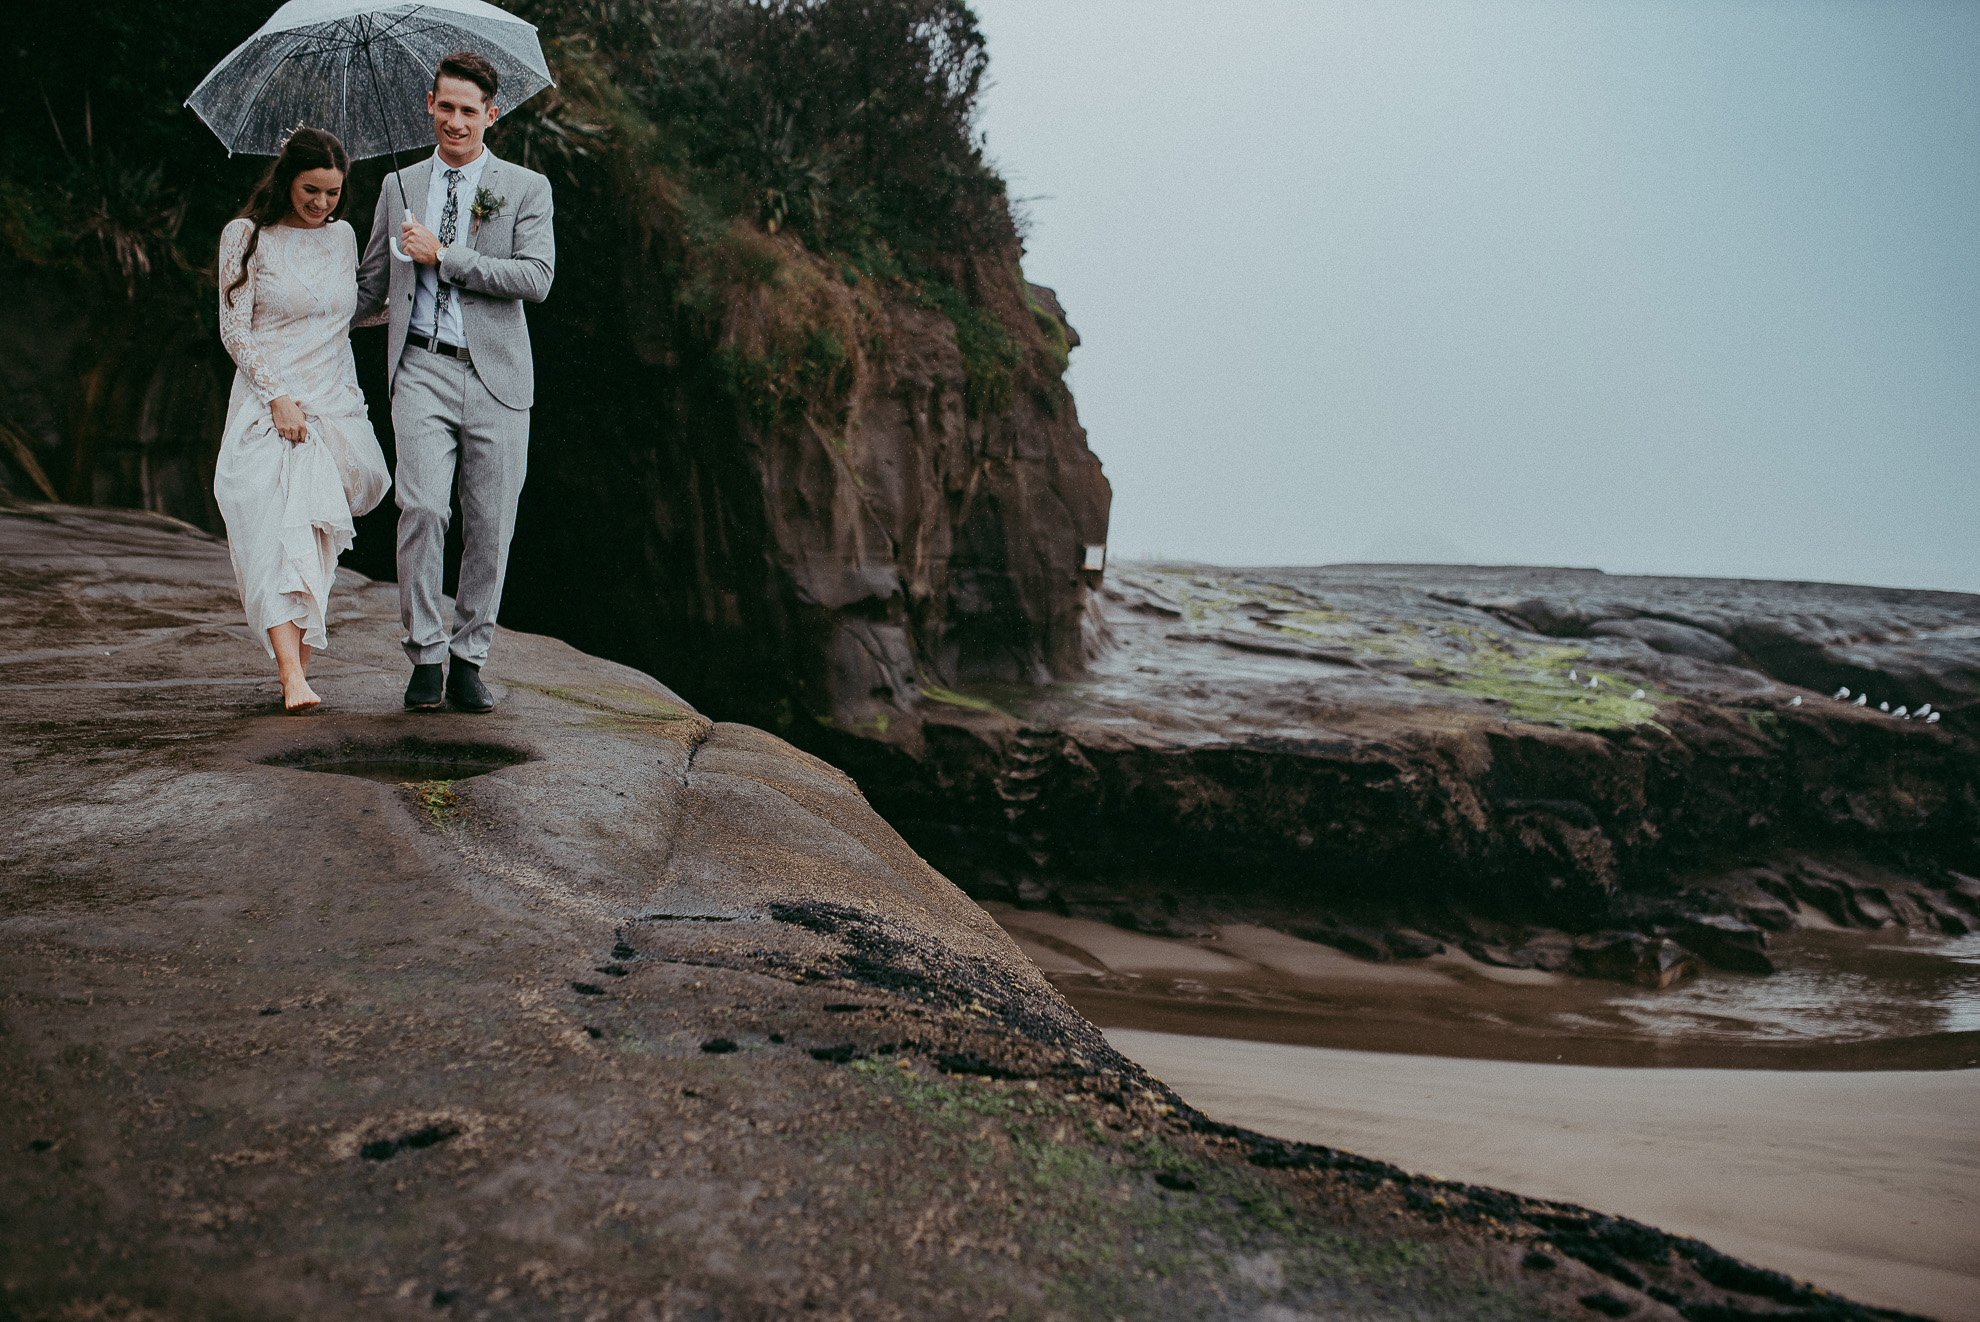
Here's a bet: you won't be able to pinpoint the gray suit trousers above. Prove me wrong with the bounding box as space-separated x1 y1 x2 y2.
392 345 530 668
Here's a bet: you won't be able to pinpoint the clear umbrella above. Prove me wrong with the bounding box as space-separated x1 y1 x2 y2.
186 0 553 259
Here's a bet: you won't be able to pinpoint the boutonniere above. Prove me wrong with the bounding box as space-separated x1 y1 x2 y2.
469 187 507 235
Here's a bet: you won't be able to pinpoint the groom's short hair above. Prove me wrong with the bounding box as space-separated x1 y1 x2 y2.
434 51 499 106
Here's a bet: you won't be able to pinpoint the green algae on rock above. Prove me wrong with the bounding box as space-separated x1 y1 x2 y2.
826 561 1978 957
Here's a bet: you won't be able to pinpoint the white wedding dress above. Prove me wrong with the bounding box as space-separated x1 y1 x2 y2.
214 217 390 657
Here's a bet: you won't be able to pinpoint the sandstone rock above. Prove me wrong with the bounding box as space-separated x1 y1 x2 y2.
1786 874 1867 927
1587 618 1739 665
1651 914 1774 976
1386 930 1447 959
1737 903 1798 933
848 561 1979 955
1639 914 1782 977
1464 942 1540 970
1026 283 1081 349
1294 924 1391 962
1511 934 1579 973
1574 933 1697 989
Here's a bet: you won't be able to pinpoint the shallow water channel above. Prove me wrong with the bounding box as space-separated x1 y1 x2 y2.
986 905 1980 1319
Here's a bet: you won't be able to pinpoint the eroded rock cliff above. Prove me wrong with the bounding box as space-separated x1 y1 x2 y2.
488 226 1109 747
842 562 1980 964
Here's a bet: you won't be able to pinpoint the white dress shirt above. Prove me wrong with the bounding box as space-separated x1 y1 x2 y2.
408 147 489 346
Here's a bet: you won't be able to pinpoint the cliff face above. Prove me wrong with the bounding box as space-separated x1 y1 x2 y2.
492 227 1110 748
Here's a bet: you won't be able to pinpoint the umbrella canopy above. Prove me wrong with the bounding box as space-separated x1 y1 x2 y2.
185 0 553 160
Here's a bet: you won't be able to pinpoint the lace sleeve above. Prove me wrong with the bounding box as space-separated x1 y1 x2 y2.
217 219 289 404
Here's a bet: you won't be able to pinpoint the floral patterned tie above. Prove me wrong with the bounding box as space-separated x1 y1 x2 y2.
434 168 463 330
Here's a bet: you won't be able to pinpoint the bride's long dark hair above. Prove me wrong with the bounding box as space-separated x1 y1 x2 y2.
223 126 351 308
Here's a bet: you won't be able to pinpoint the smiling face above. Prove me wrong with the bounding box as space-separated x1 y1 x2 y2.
428 75 498 168
286 167 344 227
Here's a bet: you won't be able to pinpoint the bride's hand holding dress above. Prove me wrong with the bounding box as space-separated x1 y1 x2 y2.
212 212 390 708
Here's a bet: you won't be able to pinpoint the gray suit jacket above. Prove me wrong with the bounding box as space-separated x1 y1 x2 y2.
353 150 555 410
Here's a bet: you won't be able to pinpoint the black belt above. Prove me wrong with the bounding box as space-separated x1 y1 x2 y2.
410 334 471 362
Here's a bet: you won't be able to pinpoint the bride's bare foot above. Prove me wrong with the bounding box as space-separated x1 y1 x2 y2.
280 670 321 712
269 621 319 712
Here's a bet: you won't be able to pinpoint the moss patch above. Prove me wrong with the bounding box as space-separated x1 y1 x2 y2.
1425 635 1674 732
402 779 461 828
844 1061 1538 1318
917 679 1008 717
1117 567 1678 733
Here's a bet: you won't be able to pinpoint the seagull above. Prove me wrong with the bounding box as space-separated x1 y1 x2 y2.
1833 687 1851 700
1631 688 1646 700
1569 670 1579 682
1895 706 1909 718
1927 712 1941 723
1879 702 1890 712
1585 676 1598 689
1789 696 1802 707
1855 695 1868 706
1917 703 1933 717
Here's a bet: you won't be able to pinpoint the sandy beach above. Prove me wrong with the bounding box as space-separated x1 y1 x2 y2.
1109 1028 1980 1321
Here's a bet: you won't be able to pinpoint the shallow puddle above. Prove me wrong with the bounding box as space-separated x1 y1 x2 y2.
295 757 517 784
261 739 527 785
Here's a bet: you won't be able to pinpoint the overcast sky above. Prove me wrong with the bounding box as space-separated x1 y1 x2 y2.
967 0 1980 592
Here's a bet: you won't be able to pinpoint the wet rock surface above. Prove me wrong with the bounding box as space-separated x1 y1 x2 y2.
12 502 1927 1320
825 562 1980 989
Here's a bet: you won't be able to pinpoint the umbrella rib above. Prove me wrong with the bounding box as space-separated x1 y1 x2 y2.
229 31 310 149
367 9 434 47
374 10 545 77
369 8 419 35
380 24 440 99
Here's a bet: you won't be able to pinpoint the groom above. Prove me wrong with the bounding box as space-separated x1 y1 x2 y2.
354 50 555 713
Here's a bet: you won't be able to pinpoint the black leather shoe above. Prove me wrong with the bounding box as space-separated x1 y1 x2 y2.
446 659 495 713
404 663 444 710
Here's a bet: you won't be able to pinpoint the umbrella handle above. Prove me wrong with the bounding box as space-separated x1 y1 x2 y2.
390 208 415 263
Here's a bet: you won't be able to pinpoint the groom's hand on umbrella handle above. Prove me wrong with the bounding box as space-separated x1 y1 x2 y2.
270 396 308 444
400 216 442 266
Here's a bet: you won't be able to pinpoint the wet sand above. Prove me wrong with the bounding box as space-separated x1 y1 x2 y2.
1108 1028 1980 1322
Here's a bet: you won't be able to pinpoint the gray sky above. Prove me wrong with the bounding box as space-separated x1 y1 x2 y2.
968 0 1980 592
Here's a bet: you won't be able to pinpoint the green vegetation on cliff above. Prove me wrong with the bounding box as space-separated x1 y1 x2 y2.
1 0 1065 507
506 0 1053 423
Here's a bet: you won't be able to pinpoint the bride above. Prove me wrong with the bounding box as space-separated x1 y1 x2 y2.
214 126 390 712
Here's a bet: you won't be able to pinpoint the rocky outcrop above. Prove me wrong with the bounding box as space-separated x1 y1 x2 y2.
485 234 1109 748
829 562 1980 976
10 500 1916 1322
